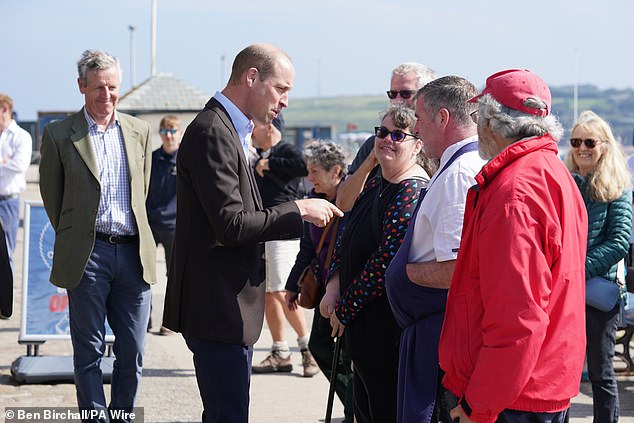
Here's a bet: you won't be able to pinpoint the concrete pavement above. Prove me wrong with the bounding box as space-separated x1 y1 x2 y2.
0 165 633 422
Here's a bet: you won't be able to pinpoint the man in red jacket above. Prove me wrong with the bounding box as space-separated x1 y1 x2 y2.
438 69 588 423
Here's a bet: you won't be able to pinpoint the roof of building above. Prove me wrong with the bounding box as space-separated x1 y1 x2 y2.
117 73 210 113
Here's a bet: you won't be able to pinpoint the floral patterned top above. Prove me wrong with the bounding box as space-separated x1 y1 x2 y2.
329 175 426 325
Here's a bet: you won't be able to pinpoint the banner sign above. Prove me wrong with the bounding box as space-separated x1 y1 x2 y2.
19 202 113 341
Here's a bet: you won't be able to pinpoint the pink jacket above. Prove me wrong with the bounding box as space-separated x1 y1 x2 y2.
439 135 588 423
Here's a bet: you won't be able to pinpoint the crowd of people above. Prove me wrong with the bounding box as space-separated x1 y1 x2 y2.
1 41 632 423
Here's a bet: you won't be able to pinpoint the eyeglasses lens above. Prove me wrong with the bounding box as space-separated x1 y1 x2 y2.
160 128 178 135
386 90 415 100
570 138 598 148
375 126 408 142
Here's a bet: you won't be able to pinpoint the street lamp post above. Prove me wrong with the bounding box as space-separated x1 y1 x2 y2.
128 24 136 88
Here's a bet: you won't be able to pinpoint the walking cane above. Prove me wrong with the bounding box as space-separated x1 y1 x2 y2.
325 335 342 423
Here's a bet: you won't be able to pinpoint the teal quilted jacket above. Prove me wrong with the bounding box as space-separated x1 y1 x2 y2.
573 173 632 281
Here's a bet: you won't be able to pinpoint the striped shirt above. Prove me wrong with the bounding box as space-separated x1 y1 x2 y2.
84 108 137 235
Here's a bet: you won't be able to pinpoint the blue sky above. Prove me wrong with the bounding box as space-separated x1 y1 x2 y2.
4 0 633 120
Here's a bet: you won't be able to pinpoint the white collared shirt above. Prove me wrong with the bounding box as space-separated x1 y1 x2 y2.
408 136 486 263
0 120 31 196
213 91 254 160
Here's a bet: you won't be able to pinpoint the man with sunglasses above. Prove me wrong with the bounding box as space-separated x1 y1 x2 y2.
146 115 182 335
385 76 486 423
336 62 436 211
438 69 588 423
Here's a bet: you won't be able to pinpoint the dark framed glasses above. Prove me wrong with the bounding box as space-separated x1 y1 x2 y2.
386 90 417 100
160 128 179 135
570 138 602 148
374 126 418 142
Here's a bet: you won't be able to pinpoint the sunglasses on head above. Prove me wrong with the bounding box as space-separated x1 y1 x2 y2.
386 90 417 100
160 128 179 135
570 138 602 148
374 126 418 142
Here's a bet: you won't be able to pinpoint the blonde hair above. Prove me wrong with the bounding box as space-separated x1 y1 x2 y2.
160 114 180 129
565 110 631 202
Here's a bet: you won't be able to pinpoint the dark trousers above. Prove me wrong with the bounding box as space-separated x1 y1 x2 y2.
185 335 253 423
496 408 569 423
308 309 354 423
68 239 151 422
586 304 620 423
149 226 174 330
151 226 175 274
353 360 398 423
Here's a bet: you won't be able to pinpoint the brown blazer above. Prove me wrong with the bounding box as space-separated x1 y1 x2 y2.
162 98 303 345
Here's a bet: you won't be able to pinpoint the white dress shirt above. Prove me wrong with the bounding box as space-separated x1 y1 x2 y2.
0 119 32 196
408 137 486 263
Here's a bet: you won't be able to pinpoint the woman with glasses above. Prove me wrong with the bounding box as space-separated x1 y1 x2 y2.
564 110 632 423
320 104 437 422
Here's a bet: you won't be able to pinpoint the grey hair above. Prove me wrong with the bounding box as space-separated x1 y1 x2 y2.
303 139 347 178
478 94 563 141
381 103 417 130
415 75 479 125
392 62 437 89
77 50 121 86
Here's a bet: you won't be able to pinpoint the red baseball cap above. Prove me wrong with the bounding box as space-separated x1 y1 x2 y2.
468 69 551 117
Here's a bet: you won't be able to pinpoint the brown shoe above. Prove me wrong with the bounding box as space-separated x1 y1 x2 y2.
301 349 319 377
252 351 292 373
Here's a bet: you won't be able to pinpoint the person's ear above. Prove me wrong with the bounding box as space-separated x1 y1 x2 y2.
246 68 259 86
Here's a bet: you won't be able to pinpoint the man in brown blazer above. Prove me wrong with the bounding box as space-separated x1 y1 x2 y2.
162 43 341 423
39 50 156 422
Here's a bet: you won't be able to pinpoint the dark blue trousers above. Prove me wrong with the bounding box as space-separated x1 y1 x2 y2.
185 335 253 423
68 239 151 422
496 408 569 423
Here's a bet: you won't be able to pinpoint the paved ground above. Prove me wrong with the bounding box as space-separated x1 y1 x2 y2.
1 166 634 422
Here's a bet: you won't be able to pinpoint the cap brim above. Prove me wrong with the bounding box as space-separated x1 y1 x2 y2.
467 93 483 103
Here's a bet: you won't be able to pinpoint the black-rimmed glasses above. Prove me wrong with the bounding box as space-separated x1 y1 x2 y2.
470 110 479 125
386 90 417 100
570 138 602 149
374 126 418 142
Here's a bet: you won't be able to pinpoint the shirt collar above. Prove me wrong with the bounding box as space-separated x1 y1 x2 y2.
213 91 254 142
83 107 120 131
439 135 479 167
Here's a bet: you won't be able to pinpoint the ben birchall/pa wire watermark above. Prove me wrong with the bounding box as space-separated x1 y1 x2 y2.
4 407 144 422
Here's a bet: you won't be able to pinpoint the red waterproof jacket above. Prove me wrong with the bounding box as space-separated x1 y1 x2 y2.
439 135 588 423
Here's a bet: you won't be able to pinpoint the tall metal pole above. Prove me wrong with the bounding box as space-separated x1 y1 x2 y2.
573 49 578 122
220 55 226 86
151 0 157 77
128 25 136 88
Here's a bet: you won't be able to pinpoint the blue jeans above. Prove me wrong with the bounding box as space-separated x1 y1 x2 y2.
184 335 253 423
586 304 620 423
0 196 20 259
68 239 151 422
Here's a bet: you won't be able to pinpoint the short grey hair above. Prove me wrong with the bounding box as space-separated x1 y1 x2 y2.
478 94 563 141
303 140 347 178
415 75 479 126
392 62 437 89
77 50 121 86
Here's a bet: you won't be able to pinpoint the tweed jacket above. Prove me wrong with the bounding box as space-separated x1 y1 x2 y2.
39 109 157 289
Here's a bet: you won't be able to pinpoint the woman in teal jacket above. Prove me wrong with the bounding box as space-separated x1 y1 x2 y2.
565 110 632 423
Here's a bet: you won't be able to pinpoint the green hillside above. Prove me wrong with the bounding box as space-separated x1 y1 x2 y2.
285 86 634 146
